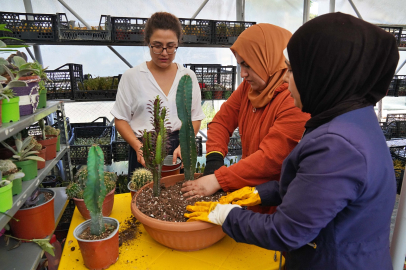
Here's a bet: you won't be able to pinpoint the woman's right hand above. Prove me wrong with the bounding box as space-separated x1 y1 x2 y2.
136 147 146 167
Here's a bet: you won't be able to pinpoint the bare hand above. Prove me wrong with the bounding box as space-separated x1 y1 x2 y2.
172 146 182 168
181 174 221 200
136 148 146 167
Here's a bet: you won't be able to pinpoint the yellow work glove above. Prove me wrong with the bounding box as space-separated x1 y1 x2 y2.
184 201 241 225
218 186 261 206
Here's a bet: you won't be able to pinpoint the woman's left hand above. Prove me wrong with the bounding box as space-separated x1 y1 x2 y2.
181 174 222 199
172 146 182 166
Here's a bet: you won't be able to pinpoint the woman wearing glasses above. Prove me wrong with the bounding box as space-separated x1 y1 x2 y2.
111 12 205 180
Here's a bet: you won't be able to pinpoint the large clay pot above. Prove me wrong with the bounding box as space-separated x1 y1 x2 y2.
36 135 57 160
10 188 55 239
73 188 115 220
13 75 40 116
131 173 226 251
73 217 119 270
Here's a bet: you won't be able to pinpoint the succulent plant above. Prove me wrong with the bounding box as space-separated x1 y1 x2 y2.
176 75 197 181
44 125 60 136
66 182 83 200
0 160 25 181
140 96 171 197
0 65 27 101
1 133 45 162
130 168 153 190
29 137 42 151
0 180 11 188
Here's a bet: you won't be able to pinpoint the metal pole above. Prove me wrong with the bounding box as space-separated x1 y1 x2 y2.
329 0 335 12
23 0 43 66
396 59 406 75
303 0 310 24
236 0 245 87
57 0 91 29
192 0 210 19
347 0 363 20
391 170 406 270
107 46 132 68
25 47 36 62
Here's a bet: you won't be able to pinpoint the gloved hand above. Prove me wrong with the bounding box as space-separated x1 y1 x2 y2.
184 201 241 225
219 186 261 206
203 152 224 176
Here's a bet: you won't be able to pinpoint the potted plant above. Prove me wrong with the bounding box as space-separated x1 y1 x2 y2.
36 119 58 161
65 166 117 220
213 84 224 100
73 145 119 270
224 87 233 100
128 168 153 199
45 125 61 152
10 187 56 239
131 76 226 251
0 179 13 212
202 86 213 100
0 159 25 196
1 133 45 181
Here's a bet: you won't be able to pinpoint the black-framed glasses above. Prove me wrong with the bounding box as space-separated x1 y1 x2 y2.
149 44 178 55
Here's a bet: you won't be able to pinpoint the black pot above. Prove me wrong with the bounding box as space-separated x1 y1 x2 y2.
41 175 57 188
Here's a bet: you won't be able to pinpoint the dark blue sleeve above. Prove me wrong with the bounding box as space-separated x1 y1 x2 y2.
256 180 282 206
222 134 366 251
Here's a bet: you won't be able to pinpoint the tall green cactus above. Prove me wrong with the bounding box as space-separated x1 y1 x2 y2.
176 75 197 181
83 144 106 235
140 96 170 196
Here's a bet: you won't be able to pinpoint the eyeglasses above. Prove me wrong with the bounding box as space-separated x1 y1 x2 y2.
149 44 178 55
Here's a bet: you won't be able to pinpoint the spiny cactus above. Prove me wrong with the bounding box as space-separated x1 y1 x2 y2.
45 125 60 136
84 144 106 235
67 168 116 199
130 168 153 190
0 159 18 176
29 137 42 151
140 96 171 197
66 182 83 199
176 75 197 181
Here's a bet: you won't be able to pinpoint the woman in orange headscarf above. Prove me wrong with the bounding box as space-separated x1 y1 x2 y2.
182 23 310 214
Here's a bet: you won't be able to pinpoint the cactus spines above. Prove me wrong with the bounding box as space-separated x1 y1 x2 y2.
176 75 197 181
140 96 171 197
66 182 83 199
130 168 153 190
83 144 106 235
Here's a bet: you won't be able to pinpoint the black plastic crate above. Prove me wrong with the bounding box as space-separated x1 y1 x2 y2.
0 12 57 42
378 26 402 46
179 18 212 44
386 114 406 123
112 138 129 162
45 63 83 100
68 117 110 139
400 33 406 48
387 121 406 140
111 17 148 42
196 136 203 157
57 13 111 42
213 20 256 45
397 75 406 96
387 76 398 96
74 90 117 101
69 126 113 165
184 64 236 100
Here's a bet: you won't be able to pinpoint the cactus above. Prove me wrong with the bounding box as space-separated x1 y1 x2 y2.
66 182 83 199
0 160 18 176
83 144 106 235
38 119 46 140
176 75 197 181
139 96 171 196
44 125 59 136
130 168 153 190
29 137 42 151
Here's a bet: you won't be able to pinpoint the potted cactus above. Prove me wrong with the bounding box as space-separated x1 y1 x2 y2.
35 119 58 161
0 159 25 196
1 133 45 181
66 166 117 220
29 136 46 170
128 168 153 198
45 125 61 152
131 76 225 251
73 145 119 270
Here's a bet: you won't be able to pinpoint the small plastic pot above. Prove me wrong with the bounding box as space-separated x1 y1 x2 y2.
38 89 47 109
73 188 115 220
1 96 20 123
0 182 13 212
41 175 57 188
127 181 137 200
11 177 22 196
36 146 47 170
36 135 57 160
162 155 182 177
14 159 38 181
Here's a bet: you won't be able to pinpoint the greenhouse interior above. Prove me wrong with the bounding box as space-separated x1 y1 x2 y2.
1 0 406 269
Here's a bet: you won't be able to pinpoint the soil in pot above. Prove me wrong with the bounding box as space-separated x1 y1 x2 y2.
136 179 226 222
79 223 117 241
41 175 57 188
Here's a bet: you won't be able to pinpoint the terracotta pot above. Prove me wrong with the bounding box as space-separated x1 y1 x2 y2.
36 146 47 170
161 155 182 177
10 188 55 239
36 135 57 160
73 217 119 270
131 173 226 251
73 188 115 220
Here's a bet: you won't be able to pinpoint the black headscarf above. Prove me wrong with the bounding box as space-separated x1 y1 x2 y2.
287 12 399 128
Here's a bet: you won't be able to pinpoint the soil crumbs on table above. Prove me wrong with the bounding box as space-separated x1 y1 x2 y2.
119 216 142 246
78 223 116 240
136 180 227 222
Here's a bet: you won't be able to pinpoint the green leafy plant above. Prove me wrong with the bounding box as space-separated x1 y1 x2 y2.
176 75 197 181
130 168 153 190
1 133 45 162
140 96 171 197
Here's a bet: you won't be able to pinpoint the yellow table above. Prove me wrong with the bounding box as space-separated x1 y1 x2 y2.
59 193 284 270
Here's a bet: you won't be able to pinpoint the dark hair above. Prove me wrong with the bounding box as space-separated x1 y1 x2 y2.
144 12 182 44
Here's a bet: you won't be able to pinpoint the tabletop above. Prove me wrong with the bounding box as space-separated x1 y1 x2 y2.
59 193 285 270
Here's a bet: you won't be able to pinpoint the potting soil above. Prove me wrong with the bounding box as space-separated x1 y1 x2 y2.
119 216 142 247
78 223 116 240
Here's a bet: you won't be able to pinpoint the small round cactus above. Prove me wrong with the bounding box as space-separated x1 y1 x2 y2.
29 137 43 151
66 182 83 199
45 126 59 136
130 168 153 190
0 160 18 176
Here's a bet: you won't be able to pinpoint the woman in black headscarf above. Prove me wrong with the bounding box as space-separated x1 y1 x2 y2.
185 13 399 269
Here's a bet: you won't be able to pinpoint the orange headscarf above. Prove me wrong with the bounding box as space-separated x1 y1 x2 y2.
231 23 292 108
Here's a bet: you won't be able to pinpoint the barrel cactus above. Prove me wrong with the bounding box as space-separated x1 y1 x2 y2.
29 137 42 151
66 182 83 199
176 75 197 181
130 168 153 190
140 96 171 197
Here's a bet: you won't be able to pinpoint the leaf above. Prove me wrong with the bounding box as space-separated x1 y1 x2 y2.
0 40 6 48
8 240 21 251
25 155 45 162
13 56 26 68
0 24 12 32
0 141 17 154
33 239 55 256
0 75 6 82
7 80 27 88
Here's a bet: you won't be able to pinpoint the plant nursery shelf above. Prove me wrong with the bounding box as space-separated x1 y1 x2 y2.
0 101 62 140
0 187 68 270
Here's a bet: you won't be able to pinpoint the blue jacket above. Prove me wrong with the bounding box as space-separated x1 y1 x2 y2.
223 106 396 270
